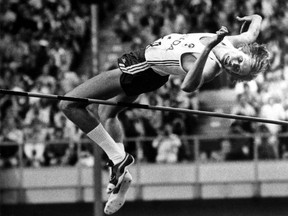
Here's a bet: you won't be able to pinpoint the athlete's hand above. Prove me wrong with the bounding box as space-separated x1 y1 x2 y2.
237 14 262 33
208 26 229 49
236 14 261 22
216 26 229 41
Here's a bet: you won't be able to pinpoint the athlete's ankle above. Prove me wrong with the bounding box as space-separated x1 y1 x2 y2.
87 124 125 164
109 152 126 165
116 142 125 153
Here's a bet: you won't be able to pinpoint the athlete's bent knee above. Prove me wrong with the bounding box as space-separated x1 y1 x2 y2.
59 99 85 116
59 100 72 114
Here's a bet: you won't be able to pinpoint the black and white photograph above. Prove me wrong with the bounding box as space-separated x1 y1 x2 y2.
1 0 288 216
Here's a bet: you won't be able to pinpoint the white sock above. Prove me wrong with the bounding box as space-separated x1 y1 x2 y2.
117 142 125 153
87 124 125 164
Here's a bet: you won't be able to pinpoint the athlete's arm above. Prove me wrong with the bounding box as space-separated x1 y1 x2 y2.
227 14 262 46
181 27 228 92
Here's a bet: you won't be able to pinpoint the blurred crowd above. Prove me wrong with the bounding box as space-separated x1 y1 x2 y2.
2 0 288 168
0 0 91 168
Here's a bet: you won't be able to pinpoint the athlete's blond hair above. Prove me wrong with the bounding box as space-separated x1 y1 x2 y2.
226 42 270 81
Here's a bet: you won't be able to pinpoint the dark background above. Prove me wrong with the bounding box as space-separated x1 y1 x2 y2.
2 198 288 216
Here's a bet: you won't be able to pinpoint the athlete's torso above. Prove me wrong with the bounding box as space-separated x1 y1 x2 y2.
145 33 234 76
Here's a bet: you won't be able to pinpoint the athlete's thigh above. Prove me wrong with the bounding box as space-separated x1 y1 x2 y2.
98 93 138 120
65 68 125 100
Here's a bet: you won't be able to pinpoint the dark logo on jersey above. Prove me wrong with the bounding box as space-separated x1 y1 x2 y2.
149 41 161 47
187 43 195 48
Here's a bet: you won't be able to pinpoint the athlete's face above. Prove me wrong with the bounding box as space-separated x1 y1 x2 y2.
221 48 252 76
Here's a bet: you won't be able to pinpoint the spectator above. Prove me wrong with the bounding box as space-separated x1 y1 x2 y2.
58 70 82 93
259 96 285 134
23 119 49 167
77 150 94 167
256 125 277 160
60 143 78 166
227 120 253 161
0 116 24 168
211 139 232 162
36 64 57 91
231 93 257 117
152 123 182 163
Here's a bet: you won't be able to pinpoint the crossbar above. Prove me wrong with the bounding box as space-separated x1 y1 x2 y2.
1 88 287 125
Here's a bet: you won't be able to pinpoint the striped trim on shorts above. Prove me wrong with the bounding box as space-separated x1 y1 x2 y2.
146 60 180 67
118 61 150 74
118 48 169 96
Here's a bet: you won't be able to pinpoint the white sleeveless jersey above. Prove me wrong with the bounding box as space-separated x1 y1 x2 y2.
145 33 233 76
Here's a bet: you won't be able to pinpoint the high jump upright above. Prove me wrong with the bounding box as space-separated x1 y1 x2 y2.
90 1 103 216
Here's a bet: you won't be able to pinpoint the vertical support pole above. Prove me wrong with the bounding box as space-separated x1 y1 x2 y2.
93 143 103 216
76 140 84 202
194 137 201 199
18 141 24 203
135 139 143 200
91 2 99 76
253 134 261 197
91 2 103 216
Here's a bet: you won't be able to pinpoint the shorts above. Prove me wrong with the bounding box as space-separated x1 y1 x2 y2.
118 48 169 96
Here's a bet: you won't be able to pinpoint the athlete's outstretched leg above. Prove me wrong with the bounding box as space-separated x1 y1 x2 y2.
59 69 123 133
60 69 126 161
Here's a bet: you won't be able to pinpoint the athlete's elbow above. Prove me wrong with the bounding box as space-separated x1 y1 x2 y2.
181 83 197 93
181 79 201 92
252 14 262 22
